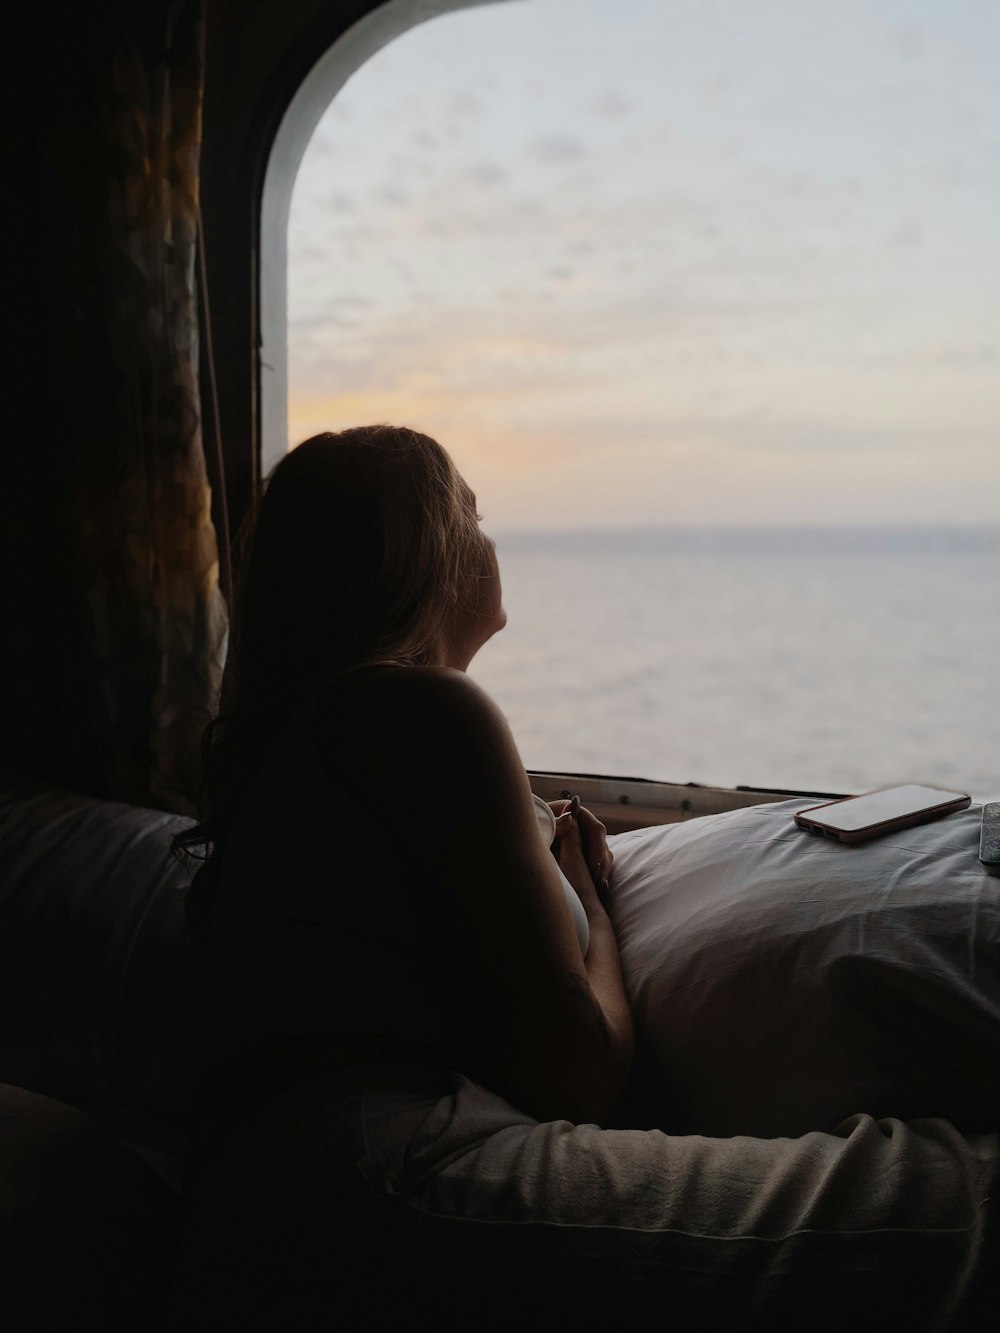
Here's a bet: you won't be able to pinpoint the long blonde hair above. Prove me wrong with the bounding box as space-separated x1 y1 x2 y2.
176 425 487 932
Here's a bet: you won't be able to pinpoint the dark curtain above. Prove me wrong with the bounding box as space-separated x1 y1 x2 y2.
0 0 227 816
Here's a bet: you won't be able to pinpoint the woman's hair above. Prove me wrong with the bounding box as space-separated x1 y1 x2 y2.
175 424 486 935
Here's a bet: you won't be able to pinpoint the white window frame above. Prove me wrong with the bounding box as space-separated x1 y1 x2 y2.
260 0 511 479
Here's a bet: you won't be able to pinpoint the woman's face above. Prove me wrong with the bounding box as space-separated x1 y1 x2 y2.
445 483 507 669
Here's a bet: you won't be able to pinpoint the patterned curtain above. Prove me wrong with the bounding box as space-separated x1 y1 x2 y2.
72 0 228 815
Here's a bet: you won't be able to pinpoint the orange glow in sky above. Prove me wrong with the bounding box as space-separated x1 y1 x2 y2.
288 0 999 531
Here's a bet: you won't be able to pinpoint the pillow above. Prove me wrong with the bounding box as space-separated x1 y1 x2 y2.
0 769 196 1121
607 799 1000 1137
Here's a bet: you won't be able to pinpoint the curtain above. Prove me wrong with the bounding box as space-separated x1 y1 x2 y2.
72 0 227 815
0 0 228 816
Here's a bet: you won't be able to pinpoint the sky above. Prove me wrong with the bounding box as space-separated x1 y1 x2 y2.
287 0 999 531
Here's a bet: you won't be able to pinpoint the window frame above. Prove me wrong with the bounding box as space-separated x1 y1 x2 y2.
200 0 508 547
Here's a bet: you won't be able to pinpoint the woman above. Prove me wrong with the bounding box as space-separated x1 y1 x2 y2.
168 426 996 1332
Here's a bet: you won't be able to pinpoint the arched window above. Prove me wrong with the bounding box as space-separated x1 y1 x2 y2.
271 0 999 803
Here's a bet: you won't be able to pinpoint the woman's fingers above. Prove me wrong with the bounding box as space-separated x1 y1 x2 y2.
553 818 590 874
550 799 613 896
576 808 612 880
549 800 603 838
552 810 575 840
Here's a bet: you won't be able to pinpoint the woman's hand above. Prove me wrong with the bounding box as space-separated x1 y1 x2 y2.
551 817 608 920
548 799 613 908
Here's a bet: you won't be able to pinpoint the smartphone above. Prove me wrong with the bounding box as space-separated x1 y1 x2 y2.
793 784 971 843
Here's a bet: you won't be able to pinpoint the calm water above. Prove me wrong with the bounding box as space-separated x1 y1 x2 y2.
469 527 1000 802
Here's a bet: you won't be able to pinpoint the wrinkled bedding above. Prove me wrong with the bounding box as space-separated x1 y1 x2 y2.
608 800 1000 1136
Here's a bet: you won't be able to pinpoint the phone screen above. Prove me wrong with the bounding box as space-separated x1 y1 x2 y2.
802 784 968 833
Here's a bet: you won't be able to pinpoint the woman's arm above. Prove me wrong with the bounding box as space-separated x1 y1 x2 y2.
314 666 635 1126
549 812 632 1083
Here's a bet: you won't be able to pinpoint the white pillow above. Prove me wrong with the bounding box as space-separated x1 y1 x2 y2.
607 799 1000 1137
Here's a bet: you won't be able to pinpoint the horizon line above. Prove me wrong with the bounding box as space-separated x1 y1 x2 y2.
490 520 1000 538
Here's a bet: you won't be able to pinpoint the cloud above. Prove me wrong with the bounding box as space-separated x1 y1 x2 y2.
446 90 486 118
909 341 997 370
888 22 926 61
330 224 387 247
463 161 507 186
886 219 923 250
375 183 409 206
586 89 632 118
293 244 331 266
413 216 454 238
710 415 999 460
527 135 587 164
287 309 338 331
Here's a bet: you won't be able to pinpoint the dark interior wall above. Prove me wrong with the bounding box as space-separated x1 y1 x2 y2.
0 0 381 788
1 4 121 787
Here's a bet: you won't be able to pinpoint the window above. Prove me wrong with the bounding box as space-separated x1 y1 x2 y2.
284 0 999 799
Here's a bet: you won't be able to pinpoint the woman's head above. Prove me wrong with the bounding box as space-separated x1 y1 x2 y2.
230 425 503 715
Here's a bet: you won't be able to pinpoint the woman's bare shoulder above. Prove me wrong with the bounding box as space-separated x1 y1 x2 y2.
313 665 518 797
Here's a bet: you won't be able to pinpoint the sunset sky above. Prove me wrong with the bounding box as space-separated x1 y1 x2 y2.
287 0 999 531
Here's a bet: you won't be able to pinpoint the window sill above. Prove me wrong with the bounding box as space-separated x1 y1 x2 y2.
528 772 846 834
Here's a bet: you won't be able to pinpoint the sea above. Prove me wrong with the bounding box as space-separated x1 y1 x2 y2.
469 526 1000 803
